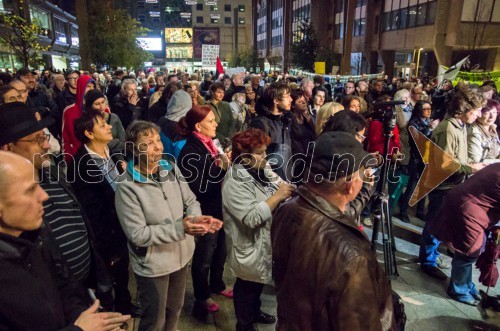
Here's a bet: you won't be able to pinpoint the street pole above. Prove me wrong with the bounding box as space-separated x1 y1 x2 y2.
410 48 416 80
416 47 423 78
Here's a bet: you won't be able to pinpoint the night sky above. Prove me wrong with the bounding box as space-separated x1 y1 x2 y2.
50 0 76 16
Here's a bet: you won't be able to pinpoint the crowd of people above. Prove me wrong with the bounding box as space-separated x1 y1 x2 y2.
0 65 498 331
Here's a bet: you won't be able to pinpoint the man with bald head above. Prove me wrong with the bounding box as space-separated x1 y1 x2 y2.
0 152 48 236
0 102 136 314
0 151 131 330
223 72 245 102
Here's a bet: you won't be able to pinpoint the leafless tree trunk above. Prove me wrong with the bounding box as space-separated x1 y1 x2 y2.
461 0 492 51
75 0 91 69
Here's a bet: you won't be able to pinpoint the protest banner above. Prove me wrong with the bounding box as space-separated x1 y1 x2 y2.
202 44 220 67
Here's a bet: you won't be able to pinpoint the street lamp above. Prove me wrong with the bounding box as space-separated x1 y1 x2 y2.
416 47 424 78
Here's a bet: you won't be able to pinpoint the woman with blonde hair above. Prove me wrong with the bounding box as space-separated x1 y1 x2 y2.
188 81 206 106
315 101 344 136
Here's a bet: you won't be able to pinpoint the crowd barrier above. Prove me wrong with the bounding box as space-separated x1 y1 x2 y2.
288 69 383 83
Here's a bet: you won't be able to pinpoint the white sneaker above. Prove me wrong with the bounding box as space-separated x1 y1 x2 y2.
361 217 373 227
437 257 451 269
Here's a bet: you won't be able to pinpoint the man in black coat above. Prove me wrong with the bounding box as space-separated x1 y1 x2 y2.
250 82 293 181
17 68 60 137
0 151 130 331
0 102 118 312
223 72 244 102
57 70 80 112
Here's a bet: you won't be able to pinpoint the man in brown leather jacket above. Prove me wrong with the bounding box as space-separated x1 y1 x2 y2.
271 131 396 330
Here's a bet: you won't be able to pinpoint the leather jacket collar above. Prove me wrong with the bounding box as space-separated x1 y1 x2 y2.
297 186 369 241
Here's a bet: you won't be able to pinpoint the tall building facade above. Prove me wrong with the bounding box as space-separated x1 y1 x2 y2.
0 0 80 70
117 0 252 72
253 0 500 77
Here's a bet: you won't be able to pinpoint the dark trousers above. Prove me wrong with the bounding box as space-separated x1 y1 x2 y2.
95 243 131 313
192 230 227 301
234 277 264 331
399 157 426 216
136 265 189 331
111 252 132 312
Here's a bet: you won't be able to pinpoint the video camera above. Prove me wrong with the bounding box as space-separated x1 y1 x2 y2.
365 100 408 135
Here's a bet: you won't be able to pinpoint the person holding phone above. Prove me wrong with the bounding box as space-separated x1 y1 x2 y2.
223 128 294 331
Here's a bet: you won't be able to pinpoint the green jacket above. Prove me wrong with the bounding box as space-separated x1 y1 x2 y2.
209 100 236 145
428 115 472 191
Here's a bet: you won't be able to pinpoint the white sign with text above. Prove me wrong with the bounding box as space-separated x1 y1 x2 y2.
202 44 220 67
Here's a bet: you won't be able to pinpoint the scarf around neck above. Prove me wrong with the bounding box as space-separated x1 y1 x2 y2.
193 131 219 161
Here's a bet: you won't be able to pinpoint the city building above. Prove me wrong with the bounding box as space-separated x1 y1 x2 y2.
254 0 500 78
0 0 80 70
117 0 253 72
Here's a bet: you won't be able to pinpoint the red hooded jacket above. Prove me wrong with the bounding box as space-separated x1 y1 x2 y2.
62 75 95 161
367 120 401 156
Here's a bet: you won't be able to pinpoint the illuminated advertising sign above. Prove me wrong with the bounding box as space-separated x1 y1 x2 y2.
193 27 220 59
166 46 193 59
137 37 163 51
165 28 193 44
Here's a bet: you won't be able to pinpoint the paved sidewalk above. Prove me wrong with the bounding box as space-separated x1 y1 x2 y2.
128 224 499 331
367 227 499 331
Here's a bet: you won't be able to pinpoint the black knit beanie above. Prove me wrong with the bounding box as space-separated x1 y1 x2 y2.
85 89 105 107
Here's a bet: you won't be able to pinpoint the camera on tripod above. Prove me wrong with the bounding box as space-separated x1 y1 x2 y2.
366 100 407 135
366 100 409 279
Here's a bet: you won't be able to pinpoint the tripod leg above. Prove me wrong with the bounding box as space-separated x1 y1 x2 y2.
382 197 399 277
370 196 381 251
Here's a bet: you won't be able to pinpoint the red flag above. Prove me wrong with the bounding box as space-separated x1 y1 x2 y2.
216 56 224 76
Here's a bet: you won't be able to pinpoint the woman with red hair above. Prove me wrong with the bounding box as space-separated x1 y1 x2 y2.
223 128 295 331
177 105 232 317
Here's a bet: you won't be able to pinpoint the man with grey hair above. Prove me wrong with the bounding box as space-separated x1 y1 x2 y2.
49 74 65 100
229 85 251 132
272 131 395 330
111 79 141 129
300 77 314 102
